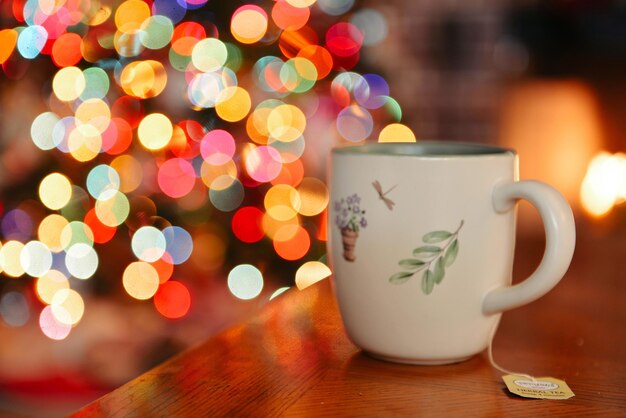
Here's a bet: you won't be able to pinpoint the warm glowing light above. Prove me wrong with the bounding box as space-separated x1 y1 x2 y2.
53 67 86 102
158 158 196 198
123 262 160 300
216 86 251 122
267 104 306 142
262 211 299 240
580 152 626 217
273 224 310 260
89 5 112 26
0 0 412 338
232 206 265 243
36 270 70 304
0 29 17 64
231 5 268 44
192 38 228 72
38 215 69 253
154 281 191 319
0 241 25 278
95 190 130 227
295 261 331 289
115 0 151 33
285 0 317 8
75 99 111 134
171 21 206 56
51 289 85 325
272 159 305 187
151 256 175 284
120 60 168 99
247 104 273 144
296 177 329 216
138 113 173 150
279 26 318 58
200 160 238 190
39 173 72 210
84 209 117 244
297 45 333 80
265 184 301 221
68 123 102 162
103 118 133 155
111 155 143 193
378 123 416 143
326 22 363 57
52 33 83 67
272 1 310 31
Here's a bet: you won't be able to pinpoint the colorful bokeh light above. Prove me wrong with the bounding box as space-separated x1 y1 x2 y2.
0 0 414 338
228 264 264 300
154 281 191 319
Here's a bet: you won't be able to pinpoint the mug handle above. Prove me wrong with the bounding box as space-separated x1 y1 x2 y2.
482 180 576 315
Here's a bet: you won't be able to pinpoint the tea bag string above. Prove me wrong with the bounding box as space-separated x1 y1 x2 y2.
486 321 537 382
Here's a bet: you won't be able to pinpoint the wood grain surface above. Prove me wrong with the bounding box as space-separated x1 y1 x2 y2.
73 230 626 417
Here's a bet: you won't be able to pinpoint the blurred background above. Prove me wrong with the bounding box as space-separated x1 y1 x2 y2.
0 0 623 416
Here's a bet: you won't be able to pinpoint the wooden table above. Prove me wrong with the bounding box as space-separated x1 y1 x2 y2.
74 231 625 417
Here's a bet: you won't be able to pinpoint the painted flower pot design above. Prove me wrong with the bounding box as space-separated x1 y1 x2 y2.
340 228 359 261
334 193 366 262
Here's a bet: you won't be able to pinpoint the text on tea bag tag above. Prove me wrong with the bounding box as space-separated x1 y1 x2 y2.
487 322 575 400
502 375 575 400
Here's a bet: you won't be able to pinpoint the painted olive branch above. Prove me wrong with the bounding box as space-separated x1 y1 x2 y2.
389 220 464 295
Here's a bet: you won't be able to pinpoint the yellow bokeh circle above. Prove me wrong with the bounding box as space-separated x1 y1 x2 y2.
38 214 69 253
123 261 160 300
52 67 86 102
216 86 251 122
231 6 268 44
39 173 72 210
264 184 301 221
378 123 416 143
138 113 173 151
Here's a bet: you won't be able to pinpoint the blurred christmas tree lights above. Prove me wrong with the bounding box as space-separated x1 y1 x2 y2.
0 0 415 339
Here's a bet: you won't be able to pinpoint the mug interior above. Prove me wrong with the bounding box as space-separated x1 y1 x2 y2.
332 141 514 157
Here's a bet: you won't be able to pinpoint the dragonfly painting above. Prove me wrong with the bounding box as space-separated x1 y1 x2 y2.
372 180 397 210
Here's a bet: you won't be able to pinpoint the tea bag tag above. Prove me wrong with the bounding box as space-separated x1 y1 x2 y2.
502 375 575 400
487 323 575 400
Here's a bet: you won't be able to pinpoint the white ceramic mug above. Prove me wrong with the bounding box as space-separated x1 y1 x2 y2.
327 142 575 365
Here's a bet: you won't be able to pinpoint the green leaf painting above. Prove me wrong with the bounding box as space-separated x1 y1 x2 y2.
398 259 426 269
389 271 414 284
389 220 464 295
422 230 452 243
412 246 442 257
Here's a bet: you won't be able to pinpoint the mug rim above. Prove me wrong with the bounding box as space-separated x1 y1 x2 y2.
332 141 516 157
